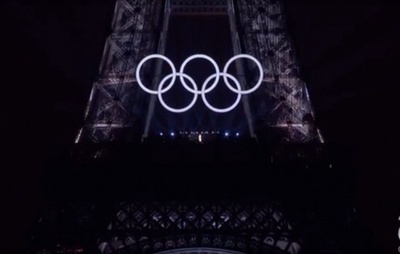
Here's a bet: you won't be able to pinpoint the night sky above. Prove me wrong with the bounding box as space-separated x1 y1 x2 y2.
3 1 400 253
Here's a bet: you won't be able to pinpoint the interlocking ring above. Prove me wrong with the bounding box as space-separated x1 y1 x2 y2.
179 54 220 94
202 73 242 113
223 54 263 94
158 73 198 113
135 54 264 113
136 54 176 94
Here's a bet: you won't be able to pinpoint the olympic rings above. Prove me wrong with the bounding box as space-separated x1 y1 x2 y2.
135 54 264 113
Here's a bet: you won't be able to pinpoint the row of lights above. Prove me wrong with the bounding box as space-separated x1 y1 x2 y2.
159 132 240 137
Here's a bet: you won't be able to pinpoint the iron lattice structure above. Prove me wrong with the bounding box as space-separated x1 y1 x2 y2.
234 0 321 142
27 1 371 254
76 0 164 142
28 0 334 254
30 201 302 254
76 0 323 143
99 202 301 254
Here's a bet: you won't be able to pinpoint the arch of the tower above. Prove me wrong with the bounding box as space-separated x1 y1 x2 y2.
97 202 301 254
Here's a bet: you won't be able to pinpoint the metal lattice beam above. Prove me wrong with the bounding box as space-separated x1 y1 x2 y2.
77 0 164 142
235 0 322 142
98 201 301 254
169 0 228 14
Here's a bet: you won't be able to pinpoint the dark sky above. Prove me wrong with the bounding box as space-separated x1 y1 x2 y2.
3 1 400 253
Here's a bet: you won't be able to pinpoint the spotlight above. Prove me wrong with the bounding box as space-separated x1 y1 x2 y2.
236 132 239 137
170 132 175 137
224 132 229 137
159 132 163 136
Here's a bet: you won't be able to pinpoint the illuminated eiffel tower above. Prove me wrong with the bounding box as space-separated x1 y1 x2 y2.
28 1 367 254
75 0 323 144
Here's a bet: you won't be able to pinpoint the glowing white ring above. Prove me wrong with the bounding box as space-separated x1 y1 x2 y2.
179 54 220 94
223 54 264 94
135 54 264 113
201 73 242 113
158 73 198 113
136 54 176 94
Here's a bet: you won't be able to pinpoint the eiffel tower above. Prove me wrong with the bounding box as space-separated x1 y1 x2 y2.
28 1 367 254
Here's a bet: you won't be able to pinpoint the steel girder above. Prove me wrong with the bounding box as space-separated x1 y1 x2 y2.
98 201 301 254
77 0 164 142
235 0 322 142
